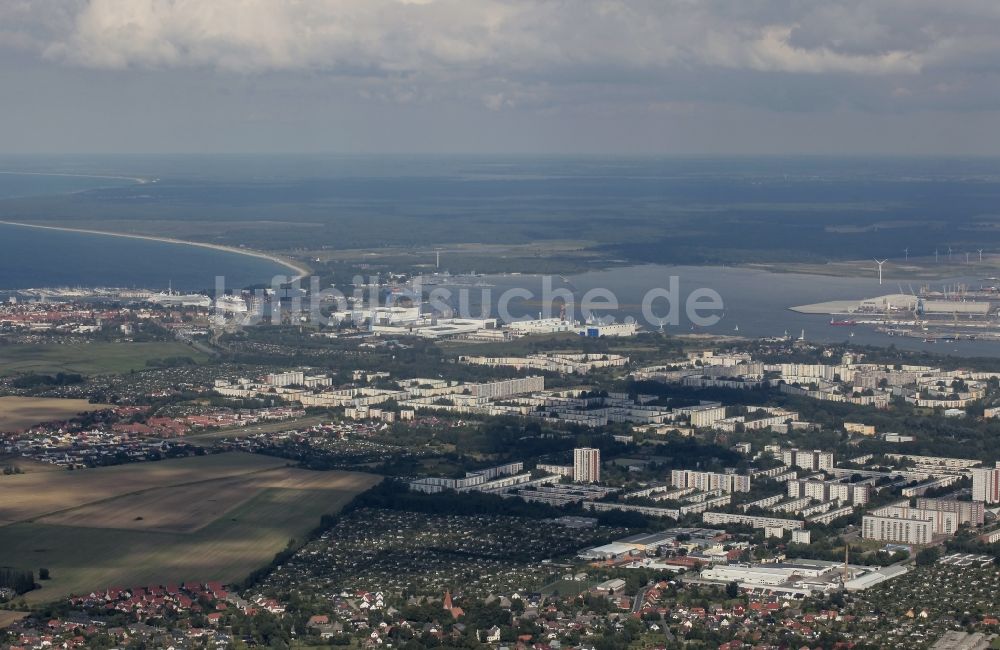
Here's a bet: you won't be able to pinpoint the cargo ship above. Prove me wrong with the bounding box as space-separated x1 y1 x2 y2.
829 318 857 326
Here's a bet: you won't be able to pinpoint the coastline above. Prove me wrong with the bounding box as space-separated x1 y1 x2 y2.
0 221 310 281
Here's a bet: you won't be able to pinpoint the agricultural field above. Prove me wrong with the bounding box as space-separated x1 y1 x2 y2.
0 452 286 525
0 396 112 433
0 456 61 474
0 612 28 630
0 452 380 603
38 468 372 533
0 341 208 377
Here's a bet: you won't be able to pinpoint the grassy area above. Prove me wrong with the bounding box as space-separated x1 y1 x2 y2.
181 414 332 445
0 396 112 432
0 453 381 604
0 341 209 377
538 578 597 597
746 255 1000 281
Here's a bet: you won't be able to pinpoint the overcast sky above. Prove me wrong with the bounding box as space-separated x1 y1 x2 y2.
2 0 1000 155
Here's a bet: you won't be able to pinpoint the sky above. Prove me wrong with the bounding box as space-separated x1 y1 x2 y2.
2 0 1000 155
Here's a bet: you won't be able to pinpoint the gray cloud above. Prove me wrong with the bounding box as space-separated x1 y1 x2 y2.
1 1 1000 154
0 0 968 76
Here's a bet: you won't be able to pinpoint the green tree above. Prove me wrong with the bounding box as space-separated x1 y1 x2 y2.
916 547 941 566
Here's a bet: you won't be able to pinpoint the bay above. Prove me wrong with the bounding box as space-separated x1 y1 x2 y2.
0 223 291 292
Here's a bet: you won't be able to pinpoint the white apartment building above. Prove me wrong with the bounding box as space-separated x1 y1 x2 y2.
786 479 870 506
670 469 751 493
574 447 601 483
469 376 545 399
537 463 574 478
701 511 804 531
678 404 728 428
914 498 985 525
862 505 960 544
409 462 525 493
863 514 933 545
780 449 834 472
972 464 1000 503
264 371 305 387
886 454 980 471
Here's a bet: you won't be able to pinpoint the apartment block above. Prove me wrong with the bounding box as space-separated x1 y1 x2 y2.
701 511 804 531
670 469 751 493
914 497 985 525
862 504 960 544
573 447 601 483
780 449 834 472
787 478 870 506
972 464 1000 504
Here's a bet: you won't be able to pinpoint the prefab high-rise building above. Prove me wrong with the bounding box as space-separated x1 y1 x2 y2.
573 447 601 483
972 464 1000 503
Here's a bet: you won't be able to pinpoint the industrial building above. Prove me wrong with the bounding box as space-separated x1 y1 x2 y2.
506 318 575 336
577 321 638 337
701 563 827 587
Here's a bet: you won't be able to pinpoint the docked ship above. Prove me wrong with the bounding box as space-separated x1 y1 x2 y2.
829 318 858 326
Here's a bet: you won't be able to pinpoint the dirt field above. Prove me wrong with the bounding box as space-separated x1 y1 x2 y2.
0 452 380 604
0 396 112 433
0 455 62 474
39 468 375 534
0 452 287 525
0 611 28 629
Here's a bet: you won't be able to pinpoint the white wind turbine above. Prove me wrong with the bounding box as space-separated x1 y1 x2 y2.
979 249 984 262
874 259 887 285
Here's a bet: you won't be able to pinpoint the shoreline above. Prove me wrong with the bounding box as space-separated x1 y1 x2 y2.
0 221 310 281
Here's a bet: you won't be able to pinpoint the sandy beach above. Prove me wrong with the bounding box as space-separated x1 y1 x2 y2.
0 220 310 281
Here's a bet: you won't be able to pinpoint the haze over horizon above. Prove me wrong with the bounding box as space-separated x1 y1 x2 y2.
2 0 1000 156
